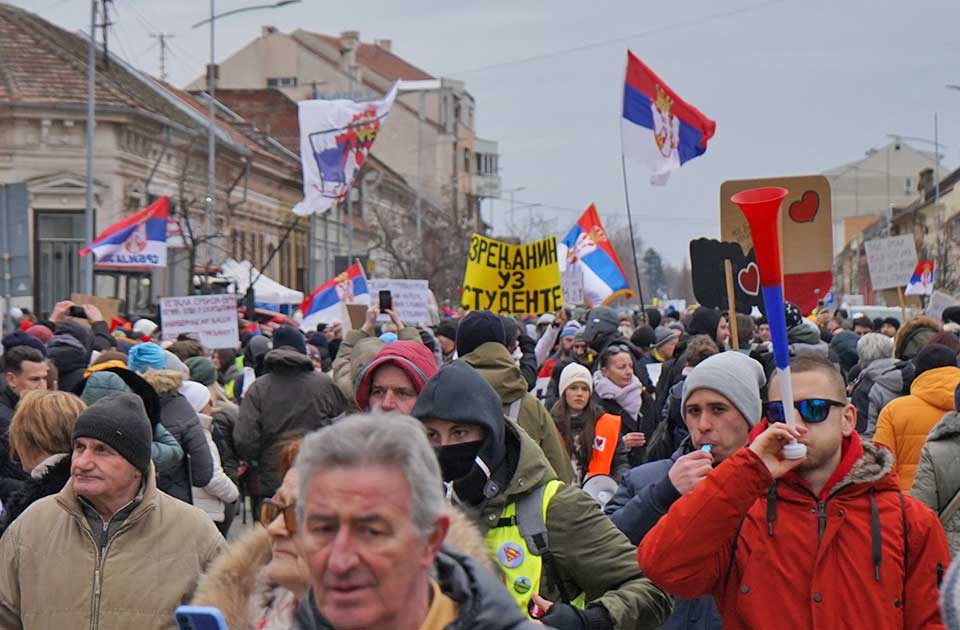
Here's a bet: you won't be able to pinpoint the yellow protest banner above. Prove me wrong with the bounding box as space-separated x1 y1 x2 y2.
461 233 563 314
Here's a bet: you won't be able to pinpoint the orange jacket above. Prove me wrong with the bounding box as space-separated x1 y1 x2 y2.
874 366 960 491
638 434 949 630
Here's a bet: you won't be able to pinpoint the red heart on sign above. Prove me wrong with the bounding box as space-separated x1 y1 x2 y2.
738 262 760 296
789 190 819 223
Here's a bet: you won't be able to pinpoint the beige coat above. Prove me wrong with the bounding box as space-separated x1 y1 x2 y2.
0 471 225 630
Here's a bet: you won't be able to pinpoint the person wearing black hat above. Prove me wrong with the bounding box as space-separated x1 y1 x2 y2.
236 327 349 507
875 343 960 491
0 393 225 629
880 317 901 338
413 361 671 630
457 311 574 482
435 318 459 364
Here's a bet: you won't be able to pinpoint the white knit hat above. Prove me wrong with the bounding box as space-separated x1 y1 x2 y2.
559 362 593 398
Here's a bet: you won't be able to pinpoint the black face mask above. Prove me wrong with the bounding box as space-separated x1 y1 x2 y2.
435 440 483 482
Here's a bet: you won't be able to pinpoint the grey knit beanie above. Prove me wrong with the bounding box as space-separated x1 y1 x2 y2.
681 351 767 428
73 393 153 477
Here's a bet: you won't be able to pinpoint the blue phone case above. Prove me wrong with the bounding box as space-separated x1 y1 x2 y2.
174 605 228 630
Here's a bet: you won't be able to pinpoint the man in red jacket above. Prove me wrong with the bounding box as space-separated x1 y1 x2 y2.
638 355 950 629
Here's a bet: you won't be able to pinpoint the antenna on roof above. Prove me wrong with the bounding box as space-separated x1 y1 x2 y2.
150 33 176 82
99 0 113 69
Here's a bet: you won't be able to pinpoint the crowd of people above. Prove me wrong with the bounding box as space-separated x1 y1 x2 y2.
1 296 960 628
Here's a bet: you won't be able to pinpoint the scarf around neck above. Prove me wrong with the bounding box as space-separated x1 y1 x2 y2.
593 372 644 419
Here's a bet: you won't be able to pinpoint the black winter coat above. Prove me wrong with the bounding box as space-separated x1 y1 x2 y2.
0 387 26 502
235 349 348 497
156 392 215 503
0 455 71 537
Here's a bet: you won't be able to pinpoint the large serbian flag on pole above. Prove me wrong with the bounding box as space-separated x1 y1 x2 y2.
299 262 371 331
559 204 633 306
79 196 169 268
621 51 716 185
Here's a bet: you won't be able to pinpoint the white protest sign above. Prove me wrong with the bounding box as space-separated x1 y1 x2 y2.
368 279 431 324
864 235 918 290
926 290 958 322
561 266 584 305
160 294 239 349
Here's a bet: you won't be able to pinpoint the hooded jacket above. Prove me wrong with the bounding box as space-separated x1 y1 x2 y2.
895 316 941 361
235 349 348 497
461 342 574 483
143 370 215 503
192 508 498 630
353 341 438 411
912 410 960 556
194 413 240 522
46 333 88 393
0 387 27 501
787 322 830 359
874 365 960 491
293 545 544 630
638 434 950 630
0 466 225 630
0 454 71 538
331 326 423 410
413 362 672 629
867 360 916 437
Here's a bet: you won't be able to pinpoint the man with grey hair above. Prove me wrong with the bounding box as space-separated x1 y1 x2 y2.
850 332 896 435
292 413 542 630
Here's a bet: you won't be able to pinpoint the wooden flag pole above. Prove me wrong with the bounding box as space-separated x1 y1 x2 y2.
897 286 908 324
724 259 740 350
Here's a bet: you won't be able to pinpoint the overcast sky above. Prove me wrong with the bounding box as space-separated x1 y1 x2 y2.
13 0 960 267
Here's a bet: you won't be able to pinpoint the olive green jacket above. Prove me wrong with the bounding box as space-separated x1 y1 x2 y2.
475 422 672 629
462 342 574 483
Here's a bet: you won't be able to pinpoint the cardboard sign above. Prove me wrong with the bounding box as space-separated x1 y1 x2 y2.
927 290 958 322
71 293 121 324
461 234 563 314
689 238 761 314
368 279 432 324
160 295 239 349
561 267 585 305
720 175 833 313
864 235 918 290
345 303 367 330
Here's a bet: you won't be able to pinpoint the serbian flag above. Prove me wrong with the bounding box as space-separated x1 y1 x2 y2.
80 197 169 268
559 204 633 306
622 51 716 185
905 260 935 296
299 262 371 331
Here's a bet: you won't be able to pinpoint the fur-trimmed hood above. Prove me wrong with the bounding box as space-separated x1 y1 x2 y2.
894 315 941 360
142 369 185 395
191 506 496 630
835 439 896 491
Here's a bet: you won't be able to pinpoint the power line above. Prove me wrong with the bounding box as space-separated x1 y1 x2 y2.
443 0 787 76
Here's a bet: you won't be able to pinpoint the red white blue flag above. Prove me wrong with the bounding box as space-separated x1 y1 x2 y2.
79 197 169 268
559 204 633 306
299 262 370 331
622 51 716 185
905 260 935 296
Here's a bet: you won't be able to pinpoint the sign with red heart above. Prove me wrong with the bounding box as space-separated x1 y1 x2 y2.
689 238 761 314
719 175 833 313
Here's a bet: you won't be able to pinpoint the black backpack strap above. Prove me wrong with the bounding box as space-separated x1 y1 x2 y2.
516 482 574 604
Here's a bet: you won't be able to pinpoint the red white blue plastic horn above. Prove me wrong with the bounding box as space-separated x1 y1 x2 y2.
730 187 806 459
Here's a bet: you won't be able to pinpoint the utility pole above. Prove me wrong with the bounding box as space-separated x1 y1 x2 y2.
150 33 175 82
83 0 98 295
206 0 217 271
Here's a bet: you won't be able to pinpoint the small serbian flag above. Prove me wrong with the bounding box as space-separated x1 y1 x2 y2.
299 262 371 331
80 197 169 268
622 51 716 185
559 204 633 306
904 260 935 296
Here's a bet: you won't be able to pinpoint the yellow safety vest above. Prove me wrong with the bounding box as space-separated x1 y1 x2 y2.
485 479 586 617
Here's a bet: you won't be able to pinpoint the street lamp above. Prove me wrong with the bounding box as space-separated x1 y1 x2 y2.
192 0 300 269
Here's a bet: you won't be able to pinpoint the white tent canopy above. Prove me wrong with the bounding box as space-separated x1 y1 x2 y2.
220 259 304 305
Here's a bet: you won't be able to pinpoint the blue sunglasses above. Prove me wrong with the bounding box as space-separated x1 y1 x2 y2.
765 399 845 424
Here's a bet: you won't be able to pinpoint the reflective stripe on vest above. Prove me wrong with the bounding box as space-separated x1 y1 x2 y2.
485 479 586 616
586 413 623 478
